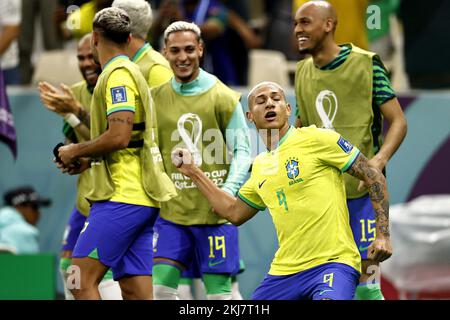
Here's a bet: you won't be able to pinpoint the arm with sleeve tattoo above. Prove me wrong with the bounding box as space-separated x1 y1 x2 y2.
57 111 134 166
346 153 393 262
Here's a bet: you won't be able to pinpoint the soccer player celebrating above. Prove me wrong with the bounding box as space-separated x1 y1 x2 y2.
150 21 252 300
293 1 407 299
171 81 392 300
56 7 176 300
39 33 122 300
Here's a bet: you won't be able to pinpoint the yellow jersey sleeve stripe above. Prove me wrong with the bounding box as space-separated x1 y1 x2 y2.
342 149 360 172
237 193 266 211
106 106 135 116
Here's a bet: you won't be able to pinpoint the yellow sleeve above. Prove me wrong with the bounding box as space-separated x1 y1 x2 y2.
148 64 173 89
105 68 137 116
237 168 266 211
315 129 361 172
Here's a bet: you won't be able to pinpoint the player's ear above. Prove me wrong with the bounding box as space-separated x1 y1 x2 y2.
198 40 204 58
325 18 334 33
246 110 254 123
92 31 99 47
285 103 292 116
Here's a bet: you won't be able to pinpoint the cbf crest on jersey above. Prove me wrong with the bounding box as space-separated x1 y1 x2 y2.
337 136 354 154
285 157 303 186
111 86 127 104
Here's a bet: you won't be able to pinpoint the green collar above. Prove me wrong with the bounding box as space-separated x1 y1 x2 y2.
131 43 151 62
171 68 216 96
103 54 129 71
267 126 294 152
279 126 294 146
319 44 351 70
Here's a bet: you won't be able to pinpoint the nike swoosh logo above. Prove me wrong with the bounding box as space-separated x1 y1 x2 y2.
319 289 333 296
208 259 225 267
258 179 267 189
359 245 370 252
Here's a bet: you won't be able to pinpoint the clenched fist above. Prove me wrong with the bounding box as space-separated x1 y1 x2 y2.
367 235 392 262
171 148 196 176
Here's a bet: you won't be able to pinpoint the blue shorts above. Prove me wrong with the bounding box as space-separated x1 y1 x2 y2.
181 258 245 279
72 201 159 281
153 217 240 276
181 256 202 279
252 262 359 300
348 195 376 260
61 208 87 252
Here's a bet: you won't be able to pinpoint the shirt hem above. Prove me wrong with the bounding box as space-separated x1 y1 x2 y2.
268 260 361 276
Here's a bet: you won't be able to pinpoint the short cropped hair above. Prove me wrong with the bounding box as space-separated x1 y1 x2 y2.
112 0 152 40
93 7 130 44
247 81 286 106
163 21 202 44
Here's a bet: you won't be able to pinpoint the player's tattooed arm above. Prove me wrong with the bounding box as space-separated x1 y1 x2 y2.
347 153 390 237
58 111 134 165
75 114 133 157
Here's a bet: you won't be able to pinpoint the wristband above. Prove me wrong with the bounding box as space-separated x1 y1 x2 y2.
64 113 81 128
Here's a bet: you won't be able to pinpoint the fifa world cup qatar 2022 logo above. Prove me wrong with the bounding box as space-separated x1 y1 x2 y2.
315 90 338 130
177 113 203 167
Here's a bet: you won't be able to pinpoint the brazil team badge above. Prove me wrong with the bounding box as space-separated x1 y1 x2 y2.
285 157 303 186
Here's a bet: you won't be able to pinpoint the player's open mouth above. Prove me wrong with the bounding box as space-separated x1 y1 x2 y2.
265 111 277 120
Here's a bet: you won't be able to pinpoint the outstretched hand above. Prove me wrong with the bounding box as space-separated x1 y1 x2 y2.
38 81 81 116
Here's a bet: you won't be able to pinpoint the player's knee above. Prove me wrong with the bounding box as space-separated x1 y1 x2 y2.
120 287 149 300
117 276 152 300
69 282 98 299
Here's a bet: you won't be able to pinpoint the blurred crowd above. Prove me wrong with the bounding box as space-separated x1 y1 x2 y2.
1 0 450 89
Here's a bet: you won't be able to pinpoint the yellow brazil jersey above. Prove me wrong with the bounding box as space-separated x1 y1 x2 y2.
104 56 158 208
238 126 361 276
131 43 173 88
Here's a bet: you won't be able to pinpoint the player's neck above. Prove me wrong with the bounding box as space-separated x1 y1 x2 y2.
312 40 341 68
99 44 128 69
263 123 291 151
129 38 146 60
